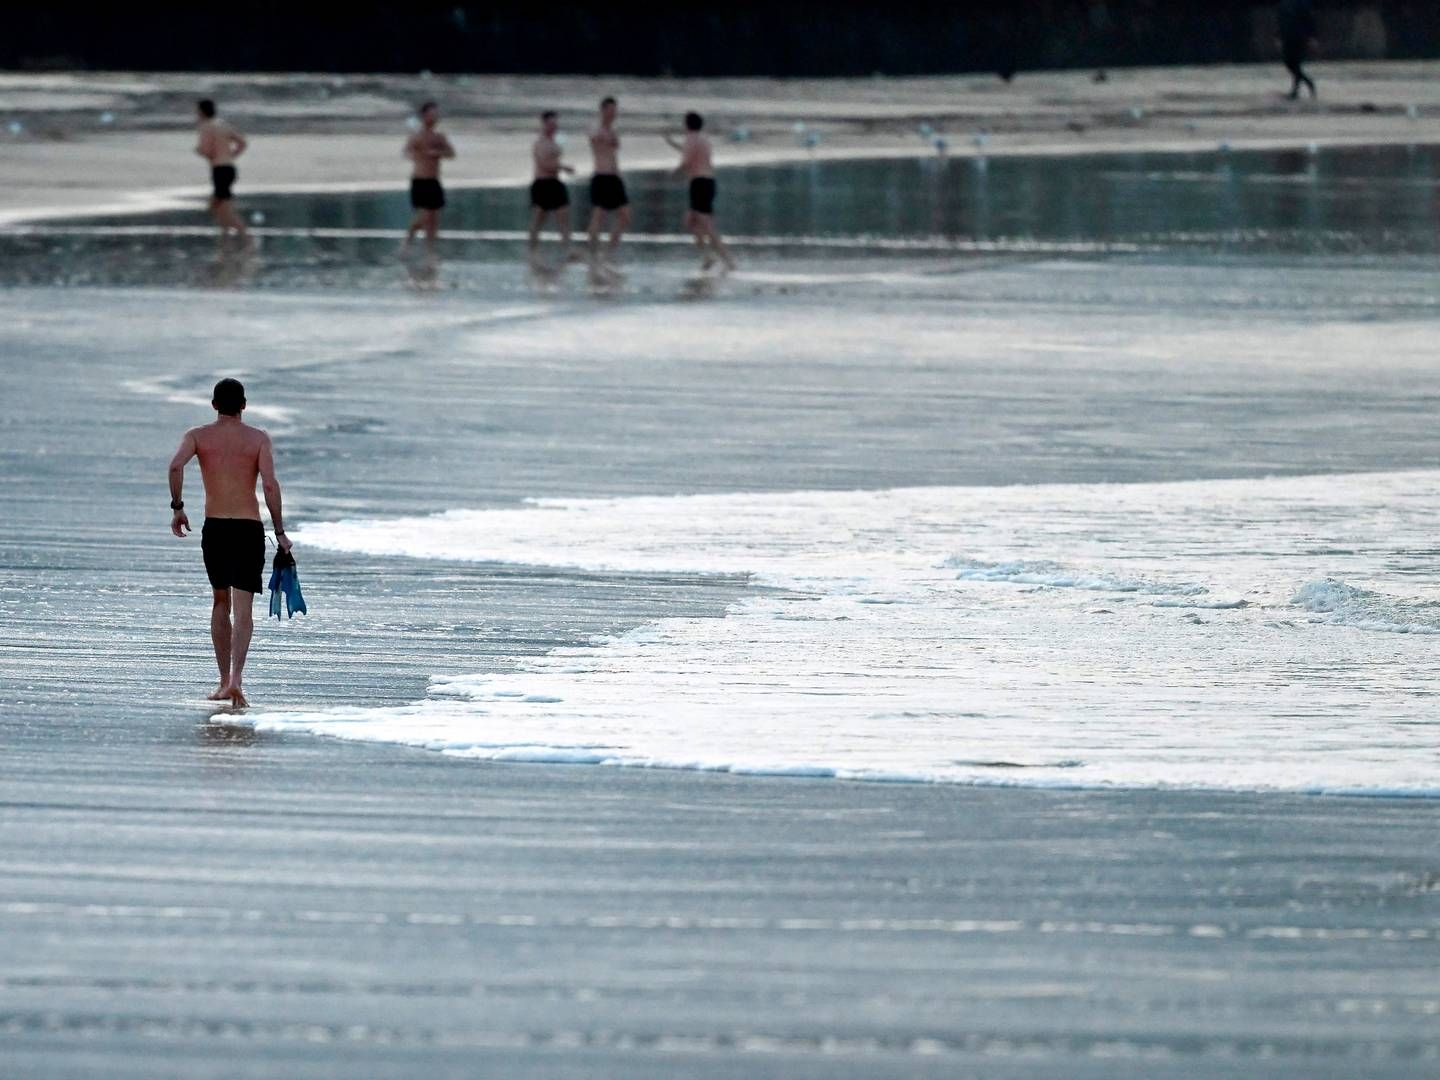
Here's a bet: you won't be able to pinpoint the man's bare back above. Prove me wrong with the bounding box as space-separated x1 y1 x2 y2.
178 420 270 521
169 379 289 709
679 131 714 179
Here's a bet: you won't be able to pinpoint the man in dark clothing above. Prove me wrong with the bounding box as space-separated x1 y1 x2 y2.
1278 0 1318 100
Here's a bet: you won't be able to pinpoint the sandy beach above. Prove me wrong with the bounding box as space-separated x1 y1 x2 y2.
4 61 1440 1078
2 62 1440 222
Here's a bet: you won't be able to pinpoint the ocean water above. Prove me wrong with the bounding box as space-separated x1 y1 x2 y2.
7 147 1440 799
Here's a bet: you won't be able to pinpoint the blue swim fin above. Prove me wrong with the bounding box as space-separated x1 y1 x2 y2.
269 548 307 620
282 564 307 618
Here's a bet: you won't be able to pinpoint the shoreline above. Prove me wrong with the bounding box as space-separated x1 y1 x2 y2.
3 130 1439 228
3 61 1440 226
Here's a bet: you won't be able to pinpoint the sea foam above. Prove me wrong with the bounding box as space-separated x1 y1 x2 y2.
250 471 1440 796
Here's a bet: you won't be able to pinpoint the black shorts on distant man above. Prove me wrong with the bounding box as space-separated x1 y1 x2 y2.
202 518 265 594
211 165 237 201
589 173 628 211
410 178 445 211
530 177 570 212
688 177 717 215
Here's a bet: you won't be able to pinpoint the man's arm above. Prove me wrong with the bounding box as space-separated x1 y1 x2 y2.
257 434 292 553
402 134 418 160
229 129 248 159
168 430 197 536
437 135 456 160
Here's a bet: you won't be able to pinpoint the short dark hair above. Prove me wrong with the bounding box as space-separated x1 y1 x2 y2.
212 378 246 416
600 96 616 108
197 99 216 118
418 100 437 115
541 109 557 122
685 111 703 131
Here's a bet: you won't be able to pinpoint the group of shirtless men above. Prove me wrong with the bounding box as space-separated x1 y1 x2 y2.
195 95 734 273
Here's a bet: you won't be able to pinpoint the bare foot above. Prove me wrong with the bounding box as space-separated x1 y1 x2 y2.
225 684 249 710
207 684 230 701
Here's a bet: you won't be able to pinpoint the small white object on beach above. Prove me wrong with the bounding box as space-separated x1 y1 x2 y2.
729 125 750 143
972 132 989 149
6 120 22 136
917 121 933 139
406 115 422 132
1129 105 1145 121
420 69 433 80
99 111 115 125
803 130 822 149
1306 141 1320 156
554 132 568 147
1406 104 1420 120
250 211 266 225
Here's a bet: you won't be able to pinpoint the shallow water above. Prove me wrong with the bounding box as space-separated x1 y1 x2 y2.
3 146 1440 798
5 145 1440 292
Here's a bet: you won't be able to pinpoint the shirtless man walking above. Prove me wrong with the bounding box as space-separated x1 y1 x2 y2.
528 110 575 262
666 112 734 271
195 99 249 242
403 101 456 253
587 97 630 265
168 378 291 709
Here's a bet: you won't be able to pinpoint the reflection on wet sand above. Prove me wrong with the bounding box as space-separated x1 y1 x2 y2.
198 718 259 747
201 244 259 289
403 251 442 292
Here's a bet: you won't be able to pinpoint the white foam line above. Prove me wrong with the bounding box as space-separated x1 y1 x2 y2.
1 223 1152 254
122 377 296 426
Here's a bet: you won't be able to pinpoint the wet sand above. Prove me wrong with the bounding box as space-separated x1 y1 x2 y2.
3 62 1440 222
4 277 1440 1075
6 736 1439 1079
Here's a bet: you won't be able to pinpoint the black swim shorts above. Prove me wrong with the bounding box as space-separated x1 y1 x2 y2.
211 165 237 201
530 177 570 212
410 177 446 211
688 177 717 215
201 518 265 594
589 173 629 211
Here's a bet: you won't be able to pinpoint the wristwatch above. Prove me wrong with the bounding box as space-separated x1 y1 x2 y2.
170 499 184 511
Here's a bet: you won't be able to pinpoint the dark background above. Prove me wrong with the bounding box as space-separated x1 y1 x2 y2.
5 2 1440 76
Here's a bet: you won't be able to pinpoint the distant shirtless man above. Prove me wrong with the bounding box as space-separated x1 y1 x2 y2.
168 378 291 709
528 110 576 262
587 97 630 265
666 112 734 271
195 99 248 241
403 101 456 253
